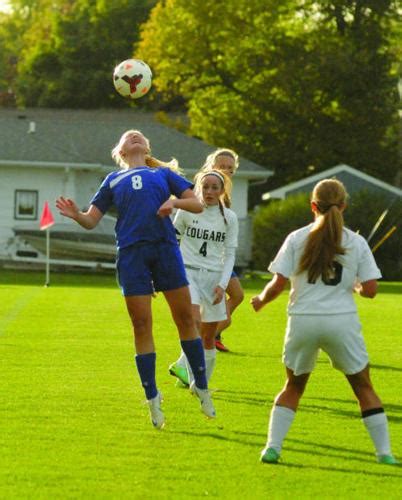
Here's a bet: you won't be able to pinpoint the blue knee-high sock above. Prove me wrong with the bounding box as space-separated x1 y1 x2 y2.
180 338 207 390
135 352 157 400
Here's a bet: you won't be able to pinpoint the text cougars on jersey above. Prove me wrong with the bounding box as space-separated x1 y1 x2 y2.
185 226 225 242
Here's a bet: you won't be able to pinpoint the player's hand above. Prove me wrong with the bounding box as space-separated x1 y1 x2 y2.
353 279 361 294
55 197 79 220
250 295 264 312
212 286 225 305
157 199 175 218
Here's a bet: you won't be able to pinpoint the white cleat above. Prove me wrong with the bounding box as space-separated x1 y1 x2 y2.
147 392 165 429
190 382 216 419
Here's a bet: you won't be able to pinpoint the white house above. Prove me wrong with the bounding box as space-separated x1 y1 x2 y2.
0 108 272 269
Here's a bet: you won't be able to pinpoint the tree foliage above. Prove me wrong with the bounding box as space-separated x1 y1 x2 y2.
137 0 401 186
2 0 156 108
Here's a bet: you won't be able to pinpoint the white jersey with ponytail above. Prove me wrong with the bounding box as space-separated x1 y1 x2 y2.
174 205 238 289
269 224 381 315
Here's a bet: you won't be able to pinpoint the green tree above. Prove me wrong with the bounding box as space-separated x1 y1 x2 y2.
137 0 401 187
6 0 155 107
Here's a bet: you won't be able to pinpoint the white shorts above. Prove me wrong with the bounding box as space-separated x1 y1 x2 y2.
283 313 369 376
185 267 227 323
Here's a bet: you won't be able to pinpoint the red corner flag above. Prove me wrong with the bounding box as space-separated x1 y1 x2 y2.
39 201 55 231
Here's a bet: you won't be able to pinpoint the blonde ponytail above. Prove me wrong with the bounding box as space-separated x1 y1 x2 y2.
298 179 347 283
144 155 182 173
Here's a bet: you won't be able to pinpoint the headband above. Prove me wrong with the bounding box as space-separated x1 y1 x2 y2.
201 170 225 184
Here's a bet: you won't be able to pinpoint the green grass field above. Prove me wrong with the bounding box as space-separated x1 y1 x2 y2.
1 270 401 499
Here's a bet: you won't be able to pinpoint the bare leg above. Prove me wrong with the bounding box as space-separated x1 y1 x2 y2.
125 295 153 353
275 367 310 411
215 276 244 337
201 322 219 349
163 286 198 340
345 365 382 412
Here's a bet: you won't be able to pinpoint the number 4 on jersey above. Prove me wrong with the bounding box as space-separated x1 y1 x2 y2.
199 241 207 257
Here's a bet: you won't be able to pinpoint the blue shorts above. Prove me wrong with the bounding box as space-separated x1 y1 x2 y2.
230 270 238 279
116 241 188 296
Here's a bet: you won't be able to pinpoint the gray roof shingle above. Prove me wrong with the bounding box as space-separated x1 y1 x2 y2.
0 108 271 178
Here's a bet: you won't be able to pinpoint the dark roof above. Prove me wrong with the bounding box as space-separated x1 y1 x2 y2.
262 164 402 200
0 108 271 179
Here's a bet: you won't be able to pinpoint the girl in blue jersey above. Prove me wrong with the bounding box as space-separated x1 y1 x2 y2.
56 129 215 429
251 179 398 465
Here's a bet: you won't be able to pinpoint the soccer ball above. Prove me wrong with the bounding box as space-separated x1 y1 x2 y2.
113 59 152 99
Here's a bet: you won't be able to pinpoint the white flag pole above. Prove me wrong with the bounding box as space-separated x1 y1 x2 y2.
45 228 50 287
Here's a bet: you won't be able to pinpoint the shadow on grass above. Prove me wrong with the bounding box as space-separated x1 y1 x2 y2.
276 461 401 478
287 438 373 458
371 363 402 373
277 440 402 476
305 396 402 413
299 402 402 423
213 390 271 407
220 351 269 358
168 429 260 448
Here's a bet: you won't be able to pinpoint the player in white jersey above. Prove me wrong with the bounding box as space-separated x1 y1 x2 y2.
198 149 245 352
170 170 238 389
251 178 399 465
56 130 216 430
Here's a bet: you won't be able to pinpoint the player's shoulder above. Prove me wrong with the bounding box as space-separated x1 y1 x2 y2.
175 207 191 220
102 169 126 186
343 227 368 248
289 224 312 241
223 206 238 221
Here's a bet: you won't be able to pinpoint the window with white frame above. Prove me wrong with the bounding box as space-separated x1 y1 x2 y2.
14 190 38 220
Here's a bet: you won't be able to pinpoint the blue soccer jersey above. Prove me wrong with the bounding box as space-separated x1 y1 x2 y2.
91 166 192 249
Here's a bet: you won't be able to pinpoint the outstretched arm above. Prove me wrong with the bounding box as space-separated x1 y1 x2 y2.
157 189 203 217
56 197 103 229
250 273 288 312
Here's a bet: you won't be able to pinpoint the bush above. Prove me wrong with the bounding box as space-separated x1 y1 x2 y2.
252 190 402 279
251 193 311 271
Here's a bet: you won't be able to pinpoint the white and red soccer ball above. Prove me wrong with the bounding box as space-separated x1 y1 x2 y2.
113 59 152 99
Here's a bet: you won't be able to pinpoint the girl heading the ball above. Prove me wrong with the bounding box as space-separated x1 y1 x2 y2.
56 129 216 429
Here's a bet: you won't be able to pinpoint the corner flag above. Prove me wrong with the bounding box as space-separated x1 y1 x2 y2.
39 201 55 230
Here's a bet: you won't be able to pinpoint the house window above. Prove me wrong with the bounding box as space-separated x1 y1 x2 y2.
15 190 38 220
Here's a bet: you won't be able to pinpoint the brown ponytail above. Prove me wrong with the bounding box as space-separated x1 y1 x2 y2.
298 179 347 283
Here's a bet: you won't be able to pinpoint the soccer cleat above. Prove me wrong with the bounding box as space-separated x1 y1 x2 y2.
215 338 230 352
147 392 165 429
190 382 216 419
175 379 188 389
377 454 400 465
169 362 189 387
260 447 280 464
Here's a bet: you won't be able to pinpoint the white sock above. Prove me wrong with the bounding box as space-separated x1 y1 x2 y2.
204 348 217 383
267 405 296 453
363 412 392 456
175 350 187 368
